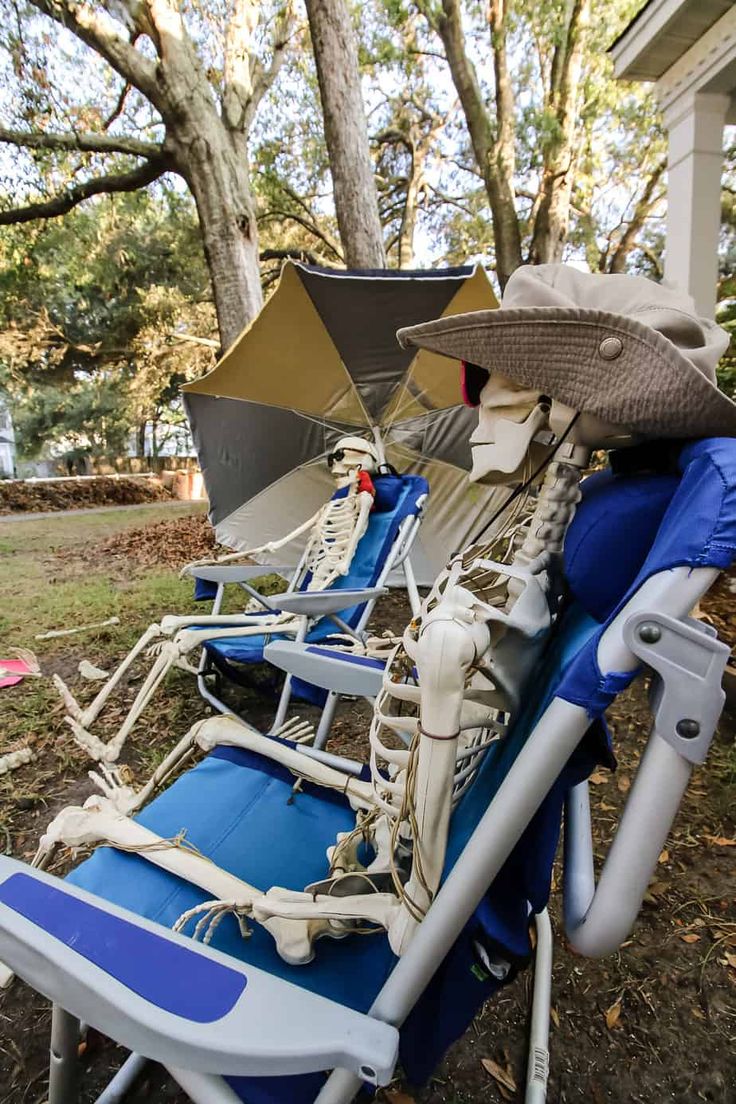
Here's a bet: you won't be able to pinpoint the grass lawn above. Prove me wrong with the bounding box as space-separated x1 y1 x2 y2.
0 501 209 646
0 502 217 844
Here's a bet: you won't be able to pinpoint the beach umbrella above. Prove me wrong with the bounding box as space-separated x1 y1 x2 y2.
183 262 500 583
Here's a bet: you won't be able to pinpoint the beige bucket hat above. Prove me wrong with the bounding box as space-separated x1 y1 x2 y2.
397 264 736 439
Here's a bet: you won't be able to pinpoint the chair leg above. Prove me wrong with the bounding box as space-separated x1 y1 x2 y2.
271 672 294 733
313 1068 363 1103
525 909 552 1104
48 1005 80 1104
94 1053 149 1103
166 1067 244 1103
314 690 340 749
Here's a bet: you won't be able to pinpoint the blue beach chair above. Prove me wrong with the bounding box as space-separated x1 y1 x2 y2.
0 437 733 1104
189 472 428 746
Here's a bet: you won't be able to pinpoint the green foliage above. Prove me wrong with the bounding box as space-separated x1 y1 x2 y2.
8 376 132 458
0 187 216 459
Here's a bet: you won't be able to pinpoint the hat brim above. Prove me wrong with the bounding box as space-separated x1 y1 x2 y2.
397 306 736 440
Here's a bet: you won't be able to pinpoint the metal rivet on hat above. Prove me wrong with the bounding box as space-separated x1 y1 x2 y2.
599 336 623 360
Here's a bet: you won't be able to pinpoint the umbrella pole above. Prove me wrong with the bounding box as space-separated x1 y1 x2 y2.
371 425 387 467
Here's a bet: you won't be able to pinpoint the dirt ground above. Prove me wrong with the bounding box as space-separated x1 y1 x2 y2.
0 511 734 1104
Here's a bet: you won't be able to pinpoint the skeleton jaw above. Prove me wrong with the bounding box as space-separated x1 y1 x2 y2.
469 403 551 484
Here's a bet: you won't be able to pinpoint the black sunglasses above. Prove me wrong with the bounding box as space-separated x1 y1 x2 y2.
460 361 490 407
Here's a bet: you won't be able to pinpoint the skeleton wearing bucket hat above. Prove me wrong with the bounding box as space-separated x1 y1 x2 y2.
39 265 736 965
52 435 379 766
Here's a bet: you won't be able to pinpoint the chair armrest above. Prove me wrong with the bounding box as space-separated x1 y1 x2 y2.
0 858 398 1084
186 565 295 585
259 587 387 616
265 642 386 697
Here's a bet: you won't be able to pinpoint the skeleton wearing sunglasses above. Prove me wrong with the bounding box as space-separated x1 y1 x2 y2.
52 437 379 765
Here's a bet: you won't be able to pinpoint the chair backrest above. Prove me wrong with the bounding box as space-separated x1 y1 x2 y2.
397 438 736 1083
449 436 736 870
302 472 428 638
193 472 428 609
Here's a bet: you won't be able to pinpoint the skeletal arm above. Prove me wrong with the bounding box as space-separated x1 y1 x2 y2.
182 506 326 575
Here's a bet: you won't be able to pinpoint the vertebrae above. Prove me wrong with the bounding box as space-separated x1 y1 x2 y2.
512 451 587 570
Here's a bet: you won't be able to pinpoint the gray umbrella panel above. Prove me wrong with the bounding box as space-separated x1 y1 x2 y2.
295 265 478 424
184 393 346 530
183 263 502 580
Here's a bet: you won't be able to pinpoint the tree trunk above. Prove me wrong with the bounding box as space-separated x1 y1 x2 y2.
179 128 263 351
166 90 263 351
13 0 286 351
435 0 522 289
527 0 590 265
305 0 386 269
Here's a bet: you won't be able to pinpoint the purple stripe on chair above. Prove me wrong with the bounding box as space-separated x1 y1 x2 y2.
0 874 246 1023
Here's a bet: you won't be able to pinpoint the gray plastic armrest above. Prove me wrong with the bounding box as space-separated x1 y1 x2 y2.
258 586 387 616
0 857 397 1085
186 565 294 584
265 641 386 697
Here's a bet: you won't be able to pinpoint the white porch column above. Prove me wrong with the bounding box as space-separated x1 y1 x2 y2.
662 92 729 318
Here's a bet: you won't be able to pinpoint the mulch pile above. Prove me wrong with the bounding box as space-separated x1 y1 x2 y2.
60 513 220 571
0 477 171 514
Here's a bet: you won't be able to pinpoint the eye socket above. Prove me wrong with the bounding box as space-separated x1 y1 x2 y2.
327 449 346 467
460 361 490 408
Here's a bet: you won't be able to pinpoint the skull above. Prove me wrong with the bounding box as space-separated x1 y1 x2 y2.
327 437 379 482
465 365 646 485
467 372 551 485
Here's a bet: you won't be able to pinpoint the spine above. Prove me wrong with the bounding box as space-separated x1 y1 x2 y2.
505 444 589 604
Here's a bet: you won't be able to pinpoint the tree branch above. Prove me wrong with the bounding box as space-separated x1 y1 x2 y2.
425 181 473 216
243 1 296 132
103 82 132 130
606 158 666 274
259 247 319 264
0 126 162 160
0 156 170 225
258 209 343 262
28 0 161 108
223 0 260 130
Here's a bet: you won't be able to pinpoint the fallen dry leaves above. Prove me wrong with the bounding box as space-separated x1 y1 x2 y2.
57 514 218 572
0 476 170 514
481 1056 518 1098
704 835 736 848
